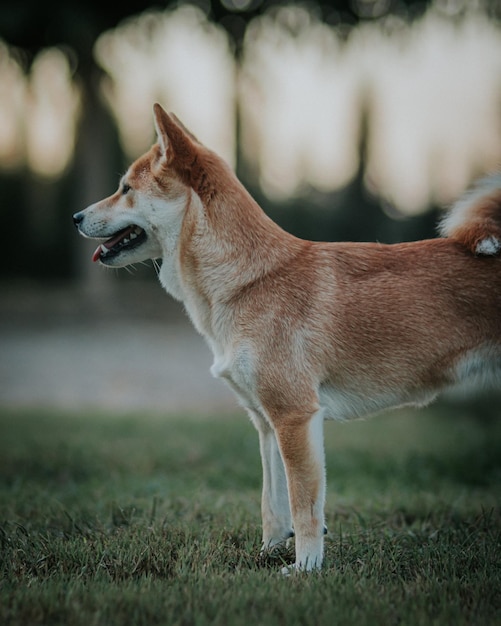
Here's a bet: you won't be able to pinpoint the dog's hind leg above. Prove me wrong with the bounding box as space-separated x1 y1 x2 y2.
272 406 326 572
249 410 293 551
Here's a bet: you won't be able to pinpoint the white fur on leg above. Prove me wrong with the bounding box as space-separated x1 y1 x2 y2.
294 409 326 571
250 411 293 550
276 408 326 573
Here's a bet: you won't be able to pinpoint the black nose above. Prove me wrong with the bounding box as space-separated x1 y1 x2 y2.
73 212 84 228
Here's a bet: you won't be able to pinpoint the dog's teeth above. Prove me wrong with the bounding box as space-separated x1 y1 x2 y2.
100 244 109 256
130 232 137 240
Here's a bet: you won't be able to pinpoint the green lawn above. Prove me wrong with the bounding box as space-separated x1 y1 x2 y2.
0 403 500 626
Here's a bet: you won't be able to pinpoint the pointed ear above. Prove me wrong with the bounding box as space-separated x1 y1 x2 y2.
153 103 197 166
153 103 172 158
170 113 200 144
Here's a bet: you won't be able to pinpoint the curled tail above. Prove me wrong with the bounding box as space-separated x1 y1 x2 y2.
439 173 501 256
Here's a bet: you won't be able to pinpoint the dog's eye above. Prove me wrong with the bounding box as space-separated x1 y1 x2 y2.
122 183 131 195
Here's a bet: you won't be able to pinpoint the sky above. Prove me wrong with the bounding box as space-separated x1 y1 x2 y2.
0 1 500 214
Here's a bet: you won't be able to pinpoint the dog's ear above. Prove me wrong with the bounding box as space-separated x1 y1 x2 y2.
170 113 201 144
153 103 195 165
153 103 170 156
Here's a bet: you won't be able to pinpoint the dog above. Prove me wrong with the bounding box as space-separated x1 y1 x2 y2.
74 103 501 572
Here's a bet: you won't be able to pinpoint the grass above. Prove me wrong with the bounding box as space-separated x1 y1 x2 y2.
0 402 500 626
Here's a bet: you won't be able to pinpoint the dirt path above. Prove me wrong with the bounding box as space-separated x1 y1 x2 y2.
0 284 236 415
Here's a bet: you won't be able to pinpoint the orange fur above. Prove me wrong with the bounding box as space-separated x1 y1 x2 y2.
74 104 501 572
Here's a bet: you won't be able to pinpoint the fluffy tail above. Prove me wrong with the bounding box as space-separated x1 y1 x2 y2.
439 174 501 256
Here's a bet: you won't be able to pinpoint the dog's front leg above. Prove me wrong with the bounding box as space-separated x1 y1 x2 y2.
274 407 326 572
249 410 293 550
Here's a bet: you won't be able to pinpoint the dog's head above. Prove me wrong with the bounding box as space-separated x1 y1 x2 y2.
73 104 202 267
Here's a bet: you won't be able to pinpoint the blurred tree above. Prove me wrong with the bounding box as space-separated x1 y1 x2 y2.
0 0 435 286
0 1 153 294
0 1 434 60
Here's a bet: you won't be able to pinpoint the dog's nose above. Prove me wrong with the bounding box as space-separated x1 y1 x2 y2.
73 211 84 228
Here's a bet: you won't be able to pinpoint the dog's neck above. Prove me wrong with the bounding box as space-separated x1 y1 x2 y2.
159 168 303 343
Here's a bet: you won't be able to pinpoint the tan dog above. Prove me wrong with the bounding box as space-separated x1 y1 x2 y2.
74 103 501 572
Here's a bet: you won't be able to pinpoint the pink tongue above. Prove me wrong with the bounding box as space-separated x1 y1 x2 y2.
91 226 134 263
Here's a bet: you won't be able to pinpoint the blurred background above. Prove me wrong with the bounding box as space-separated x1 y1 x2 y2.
0 0 500 414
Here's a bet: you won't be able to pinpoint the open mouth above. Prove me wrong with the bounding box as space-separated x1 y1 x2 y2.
92 225 147 263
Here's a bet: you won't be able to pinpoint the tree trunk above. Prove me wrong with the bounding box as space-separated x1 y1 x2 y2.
72 64 122 310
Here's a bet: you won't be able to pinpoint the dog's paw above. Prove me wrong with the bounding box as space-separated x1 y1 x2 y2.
280 563 322 576
261 529 294 553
